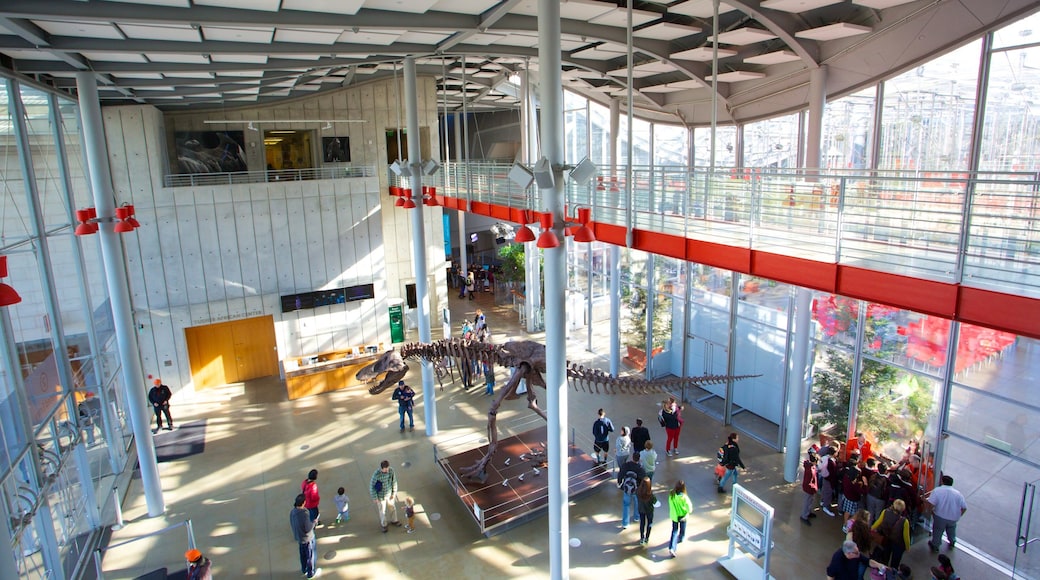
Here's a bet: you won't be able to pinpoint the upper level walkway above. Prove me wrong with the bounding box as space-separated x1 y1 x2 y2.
428 163 1040 340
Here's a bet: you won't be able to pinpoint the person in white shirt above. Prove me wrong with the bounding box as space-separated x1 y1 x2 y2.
926 474 967 552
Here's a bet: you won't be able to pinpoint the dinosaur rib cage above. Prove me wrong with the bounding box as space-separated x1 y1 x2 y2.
391 338 757 396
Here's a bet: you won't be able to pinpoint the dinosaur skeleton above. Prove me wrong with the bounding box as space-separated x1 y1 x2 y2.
356 337 755 481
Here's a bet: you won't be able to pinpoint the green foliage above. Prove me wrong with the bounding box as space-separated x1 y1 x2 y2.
497 243 525 283
811 302 934 445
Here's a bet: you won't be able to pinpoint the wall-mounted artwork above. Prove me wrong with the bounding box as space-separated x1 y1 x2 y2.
322 136 350 163
174 130 248 174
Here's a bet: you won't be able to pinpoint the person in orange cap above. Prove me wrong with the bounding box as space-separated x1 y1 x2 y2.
185 548 212 580
148 378 173 433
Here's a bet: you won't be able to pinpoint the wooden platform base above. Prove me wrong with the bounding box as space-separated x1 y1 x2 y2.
436 426 612 536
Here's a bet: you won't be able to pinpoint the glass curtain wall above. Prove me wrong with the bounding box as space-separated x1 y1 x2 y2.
821 87 876 170
0 78 119 576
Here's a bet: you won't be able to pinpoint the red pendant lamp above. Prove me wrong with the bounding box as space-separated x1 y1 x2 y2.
0 256 22 306
572 207 596 243
514 209 536 243
535 211 559 249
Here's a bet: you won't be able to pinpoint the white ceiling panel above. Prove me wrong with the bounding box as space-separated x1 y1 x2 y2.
210 54 268 64
282 0 365 15
467 32 509 45
589 7 661 28
706 70 766 82
33 20 124 39
795 22 871 41
81 52 148 63
163 72 214 78
635 22 700 41
202 27 274 43
609 60 673 78
492 33 539 48
363 0 441 14
710 27 778 45
194 0 280 11
396 31 450 44
275 28 342 45
118 23 201 42
105 0 190 6
669 0 736 18
670 46 737 61
852 0 916 8
147 53 210 64
571 42 628 60
641 84 685 93
668 79 703 89
743 50 801 65
431 0 499 14
216 71 265 77
760 0 843 12
337 30 400 45
2 49 65 61
112 72 165 79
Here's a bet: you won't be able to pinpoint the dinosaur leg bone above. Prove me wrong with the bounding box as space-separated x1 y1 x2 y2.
459 364 528 481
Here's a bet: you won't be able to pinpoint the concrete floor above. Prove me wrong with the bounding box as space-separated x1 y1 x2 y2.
100 289 1006 579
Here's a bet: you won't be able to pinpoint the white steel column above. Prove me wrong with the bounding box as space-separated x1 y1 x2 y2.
784 288 814 481
608 99 621 376
523 65 542 333
537 0 568 576
404 57 437 435
455 112 468 280
75 72 164 516
805 66 827 175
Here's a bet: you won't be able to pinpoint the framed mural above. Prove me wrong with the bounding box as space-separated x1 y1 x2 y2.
322 136 350 163
173 130 248 174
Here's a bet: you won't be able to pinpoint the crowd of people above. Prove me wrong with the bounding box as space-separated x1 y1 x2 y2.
799 433 966 580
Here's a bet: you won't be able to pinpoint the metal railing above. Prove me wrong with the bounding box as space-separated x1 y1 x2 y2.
436 163 1040 300
164 165 376 188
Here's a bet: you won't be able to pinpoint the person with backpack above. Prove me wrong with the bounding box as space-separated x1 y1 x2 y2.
819 445 839 517
840 454 869 523
592 408 615 465
370 459 402 533
667 480 694 558
617 451 646 528
872 498 911 568
717 433 746 494
800 447 820 525
864 461 889 524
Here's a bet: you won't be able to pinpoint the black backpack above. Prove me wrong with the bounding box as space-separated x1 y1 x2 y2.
868 472 889 500
619 470 638 495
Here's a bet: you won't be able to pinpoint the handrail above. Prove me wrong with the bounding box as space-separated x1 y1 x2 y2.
163 165 377 188
438 162 1040 306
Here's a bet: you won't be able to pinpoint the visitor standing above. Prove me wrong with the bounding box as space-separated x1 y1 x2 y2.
636 477 657 545
301 469 321 527
630 418 651 456
641 440 658 482
592 408 614 465
184 549 213 580
290 493 321 578
615 426 633 470
617 451 646 528
148 378 173 433
926 475 967 553
800 447 819 525
370 459 402 532
659 397 683 456
391 380 416 432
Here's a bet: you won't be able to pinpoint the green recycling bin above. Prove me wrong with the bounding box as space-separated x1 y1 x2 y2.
389 304 404 343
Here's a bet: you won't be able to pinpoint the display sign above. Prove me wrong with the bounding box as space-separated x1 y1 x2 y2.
718 484 776 580
281 283 375 313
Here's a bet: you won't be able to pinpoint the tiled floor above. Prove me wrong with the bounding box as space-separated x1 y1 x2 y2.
102 289 1005 579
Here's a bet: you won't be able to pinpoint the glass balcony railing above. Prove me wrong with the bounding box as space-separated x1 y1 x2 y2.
433 163 1040 300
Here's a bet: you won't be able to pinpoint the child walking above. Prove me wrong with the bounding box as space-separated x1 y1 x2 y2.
334 487 350 524
404 497 416 533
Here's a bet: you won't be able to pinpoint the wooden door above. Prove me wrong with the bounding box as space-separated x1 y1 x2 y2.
185 315 278 389
232 315 279 381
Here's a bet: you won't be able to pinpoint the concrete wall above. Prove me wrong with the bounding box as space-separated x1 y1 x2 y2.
102 77 447 398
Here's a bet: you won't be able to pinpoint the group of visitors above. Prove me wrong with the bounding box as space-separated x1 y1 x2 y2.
601 399 749 560
285 462 419 578
801 433 968 579
453 263 498 299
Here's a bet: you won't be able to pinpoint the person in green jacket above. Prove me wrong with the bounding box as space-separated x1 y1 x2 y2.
667 479 693 558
